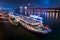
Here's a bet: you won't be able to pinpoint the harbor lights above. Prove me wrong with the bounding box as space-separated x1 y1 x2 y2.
28 3 31 15
24 6 27 15
19 6 23 13
24 6 27 9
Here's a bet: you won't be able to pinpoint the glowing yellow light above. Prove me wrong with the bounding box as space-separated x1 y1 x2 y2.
56 12 58 19
50 12 52 18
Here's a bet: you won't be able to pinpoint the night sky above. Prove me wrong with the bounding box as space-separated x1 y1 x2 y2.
0 0 60 8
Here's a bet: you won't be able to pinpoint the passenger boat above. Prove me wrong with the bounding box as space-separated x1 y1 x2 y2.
9 14 52 34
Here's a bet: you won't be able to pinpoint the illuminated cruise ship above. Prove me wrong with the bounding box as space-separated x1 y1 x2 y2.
9 14 52 34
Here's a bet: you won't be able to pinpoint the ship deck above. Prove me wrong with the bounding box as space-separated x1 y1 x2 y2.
20 16 41 25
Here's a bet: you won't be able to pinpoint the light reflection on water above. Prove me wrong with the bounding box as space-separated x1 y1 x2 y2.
56 12 58 19
28 11 59 20
38 12 59 20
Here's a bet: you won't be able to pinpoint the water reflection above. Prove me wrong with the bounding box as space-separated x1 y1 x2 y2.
52 12 55 19
30 11 59 20
56 12 58 19
24 9 59 20
46 12 49 18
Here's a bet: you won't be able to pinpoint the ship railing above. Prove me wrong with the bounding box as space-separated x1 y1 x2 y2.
19 20 34 30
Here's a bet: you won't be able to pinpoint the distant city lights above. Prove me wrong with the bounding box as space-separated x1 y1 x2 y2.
24 6 27 9
20 6 23 9
28 3 31 6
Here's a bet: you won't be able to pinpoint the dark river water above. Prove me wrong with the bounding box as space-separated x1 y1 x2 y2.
4 12 60 40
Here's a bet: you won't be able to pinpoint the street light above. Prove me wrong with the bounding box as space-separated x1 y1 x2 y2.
24 6 27 15
24 6 27 9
